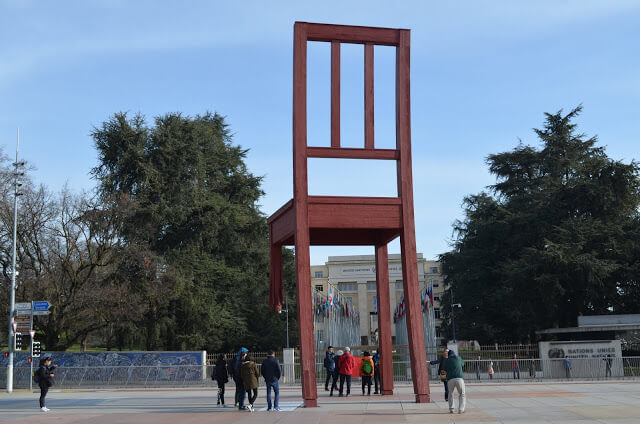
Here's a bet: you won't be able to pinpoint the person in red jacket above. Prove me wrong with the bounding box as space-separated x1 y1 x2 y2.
360 351 375 395
338 347 355 397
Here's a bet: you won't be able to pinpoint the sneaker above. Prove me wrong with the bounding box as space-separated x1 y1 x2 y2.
338 393 343 397
40 407 49 412
274 407 281 411
235 402 239 407
330 392 334 397
267 408 272 412
458 410 465 414
248 404 254 412
449 409 454 414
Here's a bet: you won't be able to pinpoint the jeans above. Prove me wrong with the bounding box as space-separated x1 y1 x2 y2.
362 376 372 394
266 380 279 409
39 384 49 408
513 368 520 379
442 379 449 400
235 380 246 407
374 366 381 392
447 378 466 412
247 388 257 406
217 382 225 405
339 374 351 395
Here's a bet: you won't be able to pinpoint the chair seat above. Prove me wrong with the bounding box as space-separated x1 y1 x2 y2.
268 196 402 246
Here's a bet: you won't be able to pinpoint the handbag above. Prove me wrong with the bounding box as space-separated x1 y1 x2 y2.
439 370 447 381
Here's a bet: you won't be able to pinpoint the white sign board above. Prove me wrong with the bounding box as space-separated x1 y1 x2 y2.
539 340 623 378
15 302 32 311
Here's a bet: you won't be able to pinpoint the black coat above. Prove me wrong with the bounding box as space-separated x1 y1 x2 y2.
36 365 54 387
212 359 229 383
260 356 281 383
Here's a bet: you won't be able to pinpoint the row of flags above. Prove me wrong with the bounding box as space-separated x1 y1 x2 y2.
312 286 360 324
393 283 434 322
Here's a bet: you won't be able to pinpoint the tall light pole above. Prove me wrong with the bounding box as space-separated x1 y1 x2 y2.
7 129 24 393
450 287 461 344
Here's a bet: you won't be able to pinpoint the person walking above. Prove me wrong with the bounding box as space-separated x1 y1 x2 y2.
512 354 520 379
212 353 230 407
35 356 57 412
338 347 355 397
324 346 336 392
261 350 282 412
372 349 381 394
241 354 260 412
475 355 482 380
232 348 248 410
445 350 466 414
563 356 572 378
360 351 375 395
603 355 612 377
427 348 449 401
331 349 343 397
488 359 494 380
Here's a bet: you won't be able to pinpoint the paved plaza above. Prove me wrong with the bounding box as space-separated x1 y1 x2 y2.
1 381 640 424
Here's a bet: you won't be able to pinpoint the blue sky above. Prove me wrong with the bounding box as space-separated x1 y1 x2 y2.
1 0 639 265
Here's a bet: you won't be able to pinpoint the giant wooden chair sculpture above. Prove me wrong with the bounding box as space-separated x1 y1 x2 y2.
268 22 430 407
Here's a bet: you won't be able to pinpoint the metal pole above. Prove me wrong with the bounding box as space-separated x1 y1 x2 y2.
285 296 290 349
6 128 20 393
450 288 456 343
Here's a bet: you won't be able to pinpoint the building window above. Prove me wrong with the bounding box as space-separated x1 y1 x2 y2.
433 282 439 288
338 282 357 292
434 296 440 302
372 296 377 311
345 296 353 304
314 271 324 278
435 326 441 338
395 282 403 289
367 282 376 291
434 308 440 319
429 267 439 274
315 285 323 292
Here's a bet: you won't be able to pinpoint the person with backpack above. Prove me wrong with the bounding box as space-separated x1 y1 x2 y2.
323 346 336 391
35 356 57 412
241 354 260 412
338 347 355 397
260 350 281 411
372 349 381 394
211 353 230 407
360 351 375 395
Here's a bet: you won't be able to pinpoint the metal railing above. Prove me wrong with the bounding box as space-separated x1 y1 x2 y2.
3 357 640 389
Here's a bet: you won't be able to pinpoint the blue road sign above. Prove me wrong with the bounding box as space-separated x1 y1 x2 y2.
32 301 51 311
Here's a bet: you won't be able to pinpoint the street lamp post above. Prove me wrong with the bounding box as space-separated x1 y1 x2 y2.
450 287 462 344
6 129 24 394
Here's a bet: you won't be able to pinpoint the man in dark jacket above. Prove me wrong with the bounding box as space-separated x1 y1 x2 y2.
324 346 336 391
261 350 282 411
232 348 248 410
372 350 381 394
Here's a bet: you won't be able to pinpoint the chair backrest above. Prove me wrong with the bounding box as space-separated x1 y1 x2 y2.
292 22 414 202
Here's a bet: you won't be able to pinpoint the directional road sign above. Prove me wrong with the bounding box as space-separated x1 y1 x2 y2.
14 315 31 332
15 302 32 311
33 301 51 311
32 310 51 316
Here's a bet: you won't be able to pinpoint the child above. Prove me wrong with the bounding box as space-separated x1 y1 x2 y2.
360 351 375 396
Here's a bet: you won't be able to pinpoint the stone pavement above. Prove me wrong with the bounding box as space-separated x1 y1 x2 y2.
1 381 640 423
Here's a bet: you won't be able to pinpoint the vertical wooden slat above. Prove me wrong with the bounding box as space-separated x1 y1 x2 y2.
364 43 374 149
293 22 318 408
396 29 430 404
375 244 394 395
331 41 340 148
